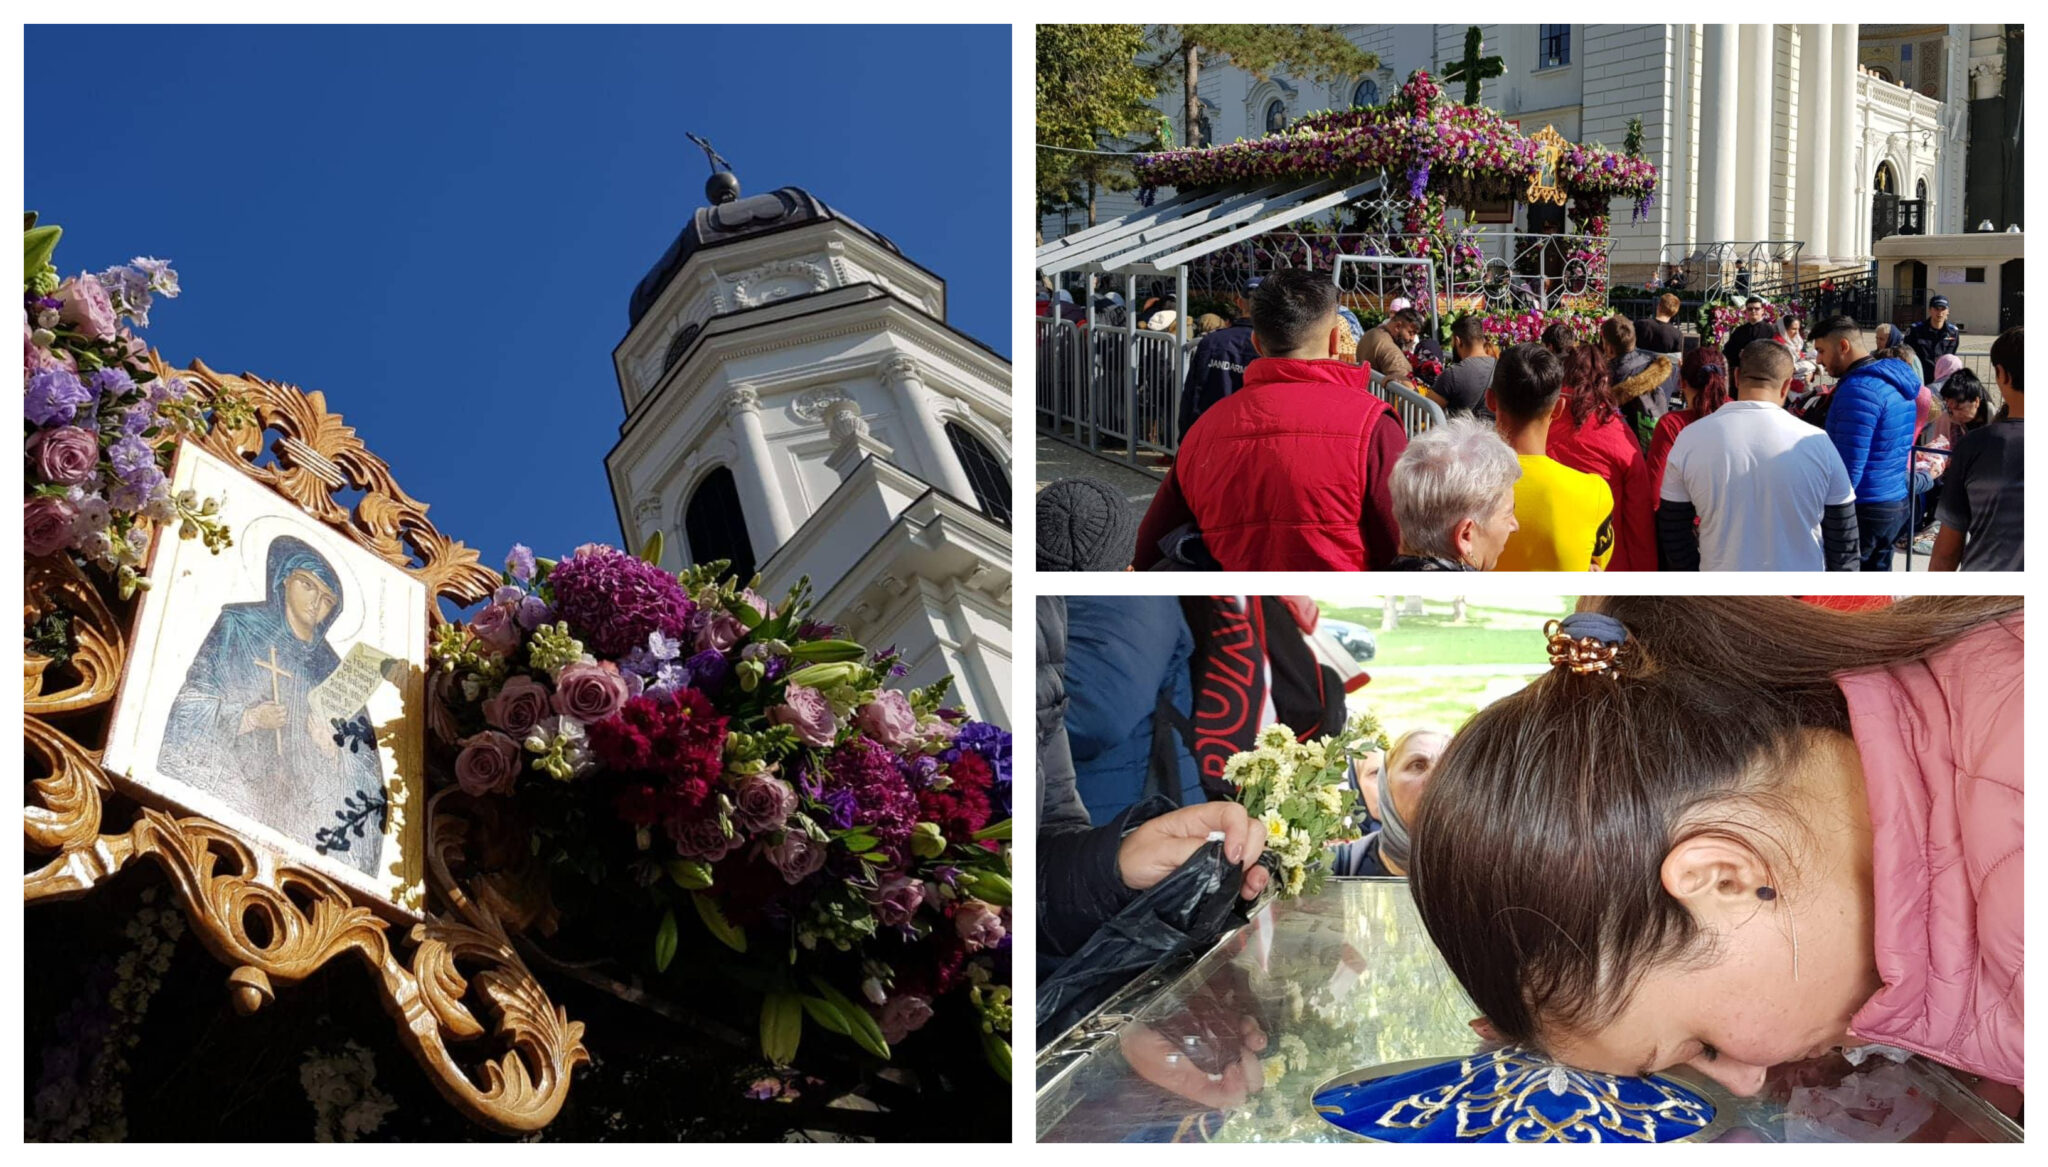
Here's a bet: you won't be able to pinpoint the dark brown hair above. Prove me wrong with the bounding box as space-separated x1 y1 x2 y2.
1408 596 2020 1047
1991 325 2022 393
1600 315 1636 355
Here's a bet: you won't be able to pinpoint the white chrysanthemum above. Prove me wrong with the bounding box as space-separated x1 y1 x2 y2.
1261 812 1288 845
1257 724 1295 751
1285 864 1306 896
1222 752 1254 787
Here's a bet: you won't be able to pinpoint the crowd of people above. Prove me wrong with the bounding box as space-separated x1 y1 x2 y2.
1039 269 2023 572
1036 595 2024 1118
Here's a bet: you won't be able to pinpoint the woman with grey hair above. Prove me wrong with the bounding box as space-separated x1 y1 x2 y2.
1386 417 1522 570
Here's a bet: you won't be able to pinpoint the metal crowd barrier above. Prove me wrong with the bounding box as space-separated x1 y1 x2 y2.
1367 369 1448 436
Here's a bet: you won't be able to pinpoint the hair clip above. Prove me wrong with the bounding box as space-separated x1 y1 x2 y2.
1545 613 1629 675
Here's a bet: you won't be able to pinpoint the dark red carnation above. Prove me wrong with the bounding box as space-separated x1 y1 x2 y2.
917 783 992 844
590 689 729 836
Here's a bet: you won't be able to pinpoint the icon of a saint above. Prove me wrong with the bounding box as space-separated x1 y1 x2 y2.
159 536 386 874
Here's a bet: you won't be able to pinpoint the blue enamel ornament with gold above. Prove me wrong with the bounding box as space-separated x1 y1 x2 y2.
1311 1046 1725 1143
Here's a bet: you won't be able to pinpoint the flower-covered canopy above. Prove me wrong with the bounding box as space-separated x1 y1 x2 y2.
1137 71 1657 230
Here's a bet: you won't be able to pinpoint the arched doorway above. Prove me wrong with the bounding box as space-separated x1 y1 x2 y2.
684 467 756 582
1871 161 1902 247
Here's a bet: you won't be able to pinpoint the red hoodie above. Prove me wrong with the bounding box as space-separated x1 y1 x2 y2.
1547 408 1656 571
1135 358 1406 570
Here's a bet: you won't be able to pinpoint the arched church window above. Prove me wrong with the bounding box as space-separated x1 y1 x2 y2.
1874 162 1896 194
1265 99 1288 134
945 422 1011 528
1916 177 1928 200
684 467 756 582
1352 78 1380 108
663 322 702 372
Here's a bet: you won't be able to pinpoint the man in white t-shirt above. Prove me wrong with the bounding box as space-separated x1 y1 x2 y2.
1657 339 1861 570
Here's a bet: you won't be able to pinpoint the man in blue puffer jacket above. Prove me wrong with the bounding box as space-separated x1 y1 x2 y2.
1063 596 1204 818
1814 314 1921 571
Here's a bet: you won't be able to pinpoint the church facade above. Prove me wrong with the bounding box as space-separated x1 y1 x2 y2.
609 174 1013 724
1046 24 1982 272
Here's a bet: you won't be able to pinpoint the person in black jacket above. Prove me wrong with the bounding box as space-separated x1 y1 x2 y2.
1635 292 1684 354
1902 295 1961 384
1037 597 1270 979
1719 296 1779 369
1176 279 1261 439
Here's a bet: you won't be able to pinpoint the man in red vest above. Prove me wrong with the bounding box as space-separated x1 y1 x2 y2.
1135 269 1407 570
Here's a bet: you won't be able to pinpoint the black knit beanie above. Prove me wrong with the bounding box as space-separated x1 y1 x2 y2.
1036 477 1136 572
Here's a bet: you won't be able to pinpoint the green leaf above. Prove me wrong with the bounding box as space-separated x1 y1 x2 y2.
784 639 867 663
810 977 890 1059
760 992 803 1066
967 870 1012 907
971 818 1012 842
800 994 853 1036
731 599 764 630
638 529 664 565
654 908 678 972
666 858 713 890
692 892 748 953
842 833 878 854
983 1032 1012 1082
25 223 61 274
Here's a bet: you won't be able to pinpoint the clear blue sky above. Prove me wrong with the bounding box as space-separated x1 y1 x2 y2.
27 24 1011 578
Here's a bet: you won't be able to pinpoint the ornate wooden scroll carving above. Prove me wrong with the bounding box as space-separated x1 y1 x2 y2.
23 357 588 1133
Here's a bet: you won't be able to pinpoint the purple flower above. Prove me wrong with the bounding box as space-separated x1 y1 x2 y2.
553 659 630 723
516 595 553 631
955 900 1006 951
24 496 78 557
867 874 924 927
547 544 694 658
506 543 536 583
455 730 523 796
854 690 918 750
762 831 827 883
492 584 524 606
26 367 92 426
670 813 740 862
696 609 746 653
108 464 165 512
27 426 99 486
769 683 837 747
876 993 934 1044
87 366 135 404
106 436 156 484
685 648 729 692
118 403 157 436
55 275 116 341
731 774 797 833
470 600 523 656
482 674 552 736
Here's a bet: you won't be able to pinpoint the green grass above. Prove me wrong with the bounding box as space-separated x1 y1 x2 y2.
1353 672 1538 735
1320 597 1573 668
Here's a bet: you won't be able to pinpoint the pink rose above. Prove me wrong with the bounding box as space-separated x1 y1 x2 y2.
769 683 837 747
24 496 78 558
731 774 797 832
553 660 629 723
481 674 552 736
763 831 826 884
954 900 1007 951
868 874 924 927
469 600 523 655
670 813 740 862
854 690 919 750
876 993 934 1044
696 610 746 653
55 275 116 342
454 730 523 796
28 426 99 486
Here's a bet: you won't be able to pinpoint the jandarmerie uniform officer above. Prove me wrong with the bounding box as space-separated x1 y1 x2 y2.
1902 295 1961 383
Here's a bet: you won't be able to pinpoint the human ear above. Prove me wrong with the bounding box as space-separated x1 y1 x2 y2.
1452 516 1478 560
1252 335 1267 358
1660 834 1772 919
1549 396 1568 422
1328 325 1341 359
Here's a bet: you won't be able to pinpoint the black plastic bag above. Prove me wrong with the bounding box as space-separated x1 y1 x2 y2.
1037 837 1255 1042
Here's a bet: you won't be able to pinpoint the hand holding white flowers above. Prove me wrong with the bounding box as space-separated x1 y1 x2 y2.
1222 710 1384 900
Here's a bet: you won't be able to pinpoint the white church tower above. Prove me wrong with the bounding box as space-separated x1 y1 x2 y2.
607 160 1013 725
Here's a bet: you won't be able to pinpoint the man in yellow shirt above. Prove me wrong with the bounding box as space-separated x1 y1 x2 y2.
1486 344 1615 571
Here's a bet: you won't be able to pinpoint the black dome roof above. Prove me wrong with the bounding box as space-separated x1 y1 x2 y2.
627 186 901 328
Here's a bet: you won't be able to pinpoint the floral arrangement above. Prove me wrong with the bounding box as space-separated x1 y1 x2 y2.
429 541 1013 1080
1409 355 1445 388
1476 308 1604 347
1698 299 1804 347
1221 711 1382 899
1137 71 1656 233
23 213 242 598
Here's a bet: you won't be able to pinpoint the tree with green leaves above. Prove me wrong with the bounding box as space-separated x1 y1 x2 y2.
1149 26 1379 151
1037 24 1165 224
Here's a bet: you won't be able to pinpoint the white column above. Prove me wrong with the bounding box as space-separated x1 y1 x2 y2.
723 385 798 551
1796 25 1834 262
1699 25 1740 243
880 354 980 506
1830 23 1862 261
1738 25 1775 241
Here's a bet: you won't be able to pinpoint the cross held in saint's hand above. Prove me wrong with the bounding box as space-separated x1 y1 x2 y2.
1444 26 1504 107
253 644 293 757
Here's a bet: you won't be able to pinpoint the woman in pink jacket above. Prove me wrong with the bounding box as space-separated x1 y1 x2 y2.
1409 596 2022 1100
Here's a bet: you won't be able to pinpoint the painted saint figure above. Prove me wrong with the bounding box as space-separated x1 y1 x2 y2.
159 536 386 875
